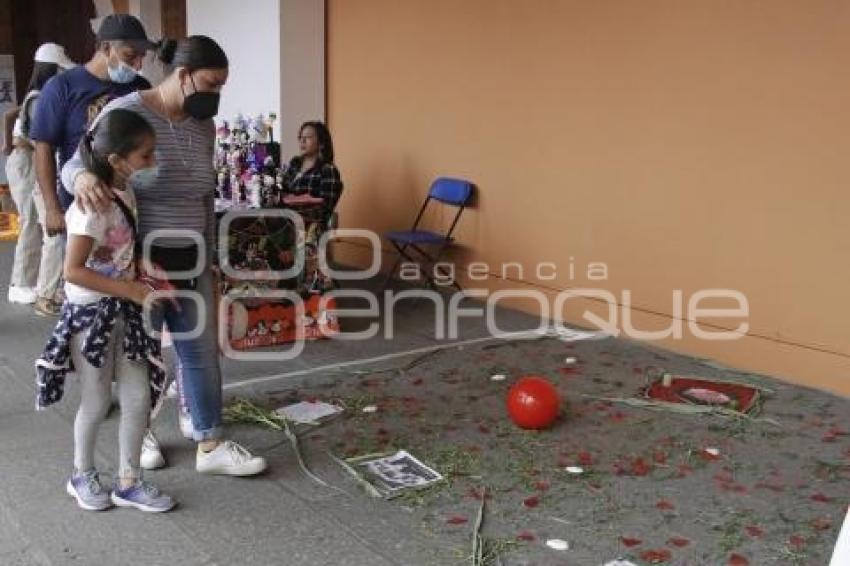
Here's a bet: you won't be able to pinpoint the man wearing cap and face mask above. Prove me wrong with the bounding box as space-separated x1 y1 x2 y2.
29 14 154 251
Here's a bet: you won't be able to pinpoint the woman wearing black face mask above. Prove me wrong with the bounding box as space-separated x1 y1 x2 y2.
61 36 268 478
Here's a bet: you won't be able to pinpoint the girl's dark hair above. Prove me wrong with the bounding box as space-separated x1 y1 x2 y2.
156 35 228 71
79 109 155 185
27 62 59 92
300 121 335 163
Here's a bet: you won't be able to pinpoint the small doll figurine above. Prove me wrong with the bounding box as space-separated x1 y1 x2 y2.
264 113 277 144
227 147 239 171
270 320 282 334
248 174 262 208
257 321 269 336
216 169 227 198
216 120 230 140
250 114 268 143
230 173 241 204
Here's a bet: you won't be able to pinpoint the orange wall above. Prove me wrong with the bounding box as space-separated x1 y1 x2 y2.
327 0 850 396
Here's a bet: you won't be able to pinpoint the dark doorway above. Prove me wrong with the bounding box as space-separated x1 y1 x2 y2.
8 0 97 102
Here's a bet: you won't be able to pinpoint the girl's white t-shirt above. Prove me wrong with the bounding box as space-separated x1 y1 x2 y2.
64 188 137 305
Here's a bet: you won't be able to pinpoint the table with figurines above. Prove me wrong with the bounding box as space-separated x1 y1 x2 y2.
213 114 339 350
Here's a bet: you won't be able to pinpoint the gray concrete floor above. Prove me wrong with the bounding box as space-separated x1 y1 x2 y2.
1 241 847 566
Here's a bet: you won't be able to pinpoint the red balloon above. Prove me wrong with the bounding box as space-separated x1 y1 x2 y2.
506 376 561 429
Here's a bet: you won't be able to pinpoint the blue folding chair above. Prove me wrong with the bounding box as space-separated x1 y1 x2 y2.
383 177 474 290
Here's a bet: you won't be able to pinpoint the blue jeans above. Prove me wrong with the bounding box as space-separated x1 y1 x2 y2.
151 268 222 441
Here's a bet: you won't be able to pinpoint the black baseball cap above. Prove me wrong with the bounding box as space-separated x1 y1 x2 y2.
96 14 155 49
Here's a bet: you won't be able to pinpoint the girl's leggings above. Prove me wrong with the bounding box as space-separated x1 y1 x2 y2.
70 315 150 479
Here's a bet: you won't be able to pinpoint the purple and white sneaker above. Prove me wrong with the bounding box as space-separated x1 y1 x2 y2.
111 480 176 513
66 469 112 511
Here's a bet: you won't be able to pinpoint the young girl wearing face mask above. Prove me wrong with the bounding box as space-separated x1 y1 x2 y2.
36 108 175 513
61 36 268 478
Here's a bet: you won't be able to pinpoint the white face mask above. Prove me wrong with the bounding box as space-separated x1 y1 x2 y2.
107 59 137 84
128 165 159 188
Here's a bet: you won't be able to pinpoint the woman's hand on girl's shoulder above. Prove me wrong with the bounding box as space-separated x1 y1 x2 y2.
74 171 113 214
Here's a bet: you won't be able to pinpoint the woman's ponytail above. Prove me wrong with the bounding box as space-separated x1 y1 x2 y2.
156 39 179 66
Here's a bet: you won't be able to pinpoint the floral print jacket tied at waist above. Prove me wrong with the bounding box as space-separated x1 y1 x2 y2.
35 298 166 413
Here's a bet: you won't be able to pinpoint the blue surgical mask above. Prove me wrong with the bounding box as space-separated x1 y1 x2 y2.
107 61 137 84
128 165 159 189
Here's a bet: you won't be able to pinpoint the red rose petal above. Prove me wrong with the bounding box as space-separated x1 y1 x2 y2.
577 451 594 465
754 481 785 493
523 496 540 508
411 378 424 386
653 451 667 464
534 481 550 492
446 516 468 525
745 525 764 538
713 471 734 483
667 537 690 547
608 411 626 422
631 457 650 476
728 554 750 566
656 500 675 511
811 493 834 503
516 531 536 542
789 535 806 549
700 449 721 461
466 487 489 500
620 536 642 547
811 517 831 531
639 549 672 563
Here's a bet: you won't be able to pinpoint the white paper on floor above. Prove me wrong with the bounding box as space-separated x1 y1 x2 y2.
355 450 444 498
830 506 850 566
275 401 343 424
536 326 611 342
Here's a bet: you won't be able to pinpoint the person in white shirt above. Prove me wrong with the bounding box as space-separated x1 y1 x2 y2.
4 43 75 311
36 108 174 513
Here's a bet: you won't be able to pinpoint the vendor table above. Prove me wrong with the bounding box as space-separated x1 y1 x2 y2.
215 195 339 350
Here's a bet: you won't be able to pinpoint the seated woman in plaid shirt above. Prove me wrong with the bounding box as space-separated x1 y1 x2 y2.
280 121 344 218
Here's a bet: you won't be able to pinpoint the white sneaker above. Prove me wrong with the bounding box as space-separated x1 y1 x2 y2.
8 286 37 304
178 410 194 440
140 430 166 470
196 440 267 476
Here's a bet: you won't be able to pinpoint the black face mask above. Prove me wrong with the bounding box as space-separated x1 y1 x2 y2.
182 74 220 120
